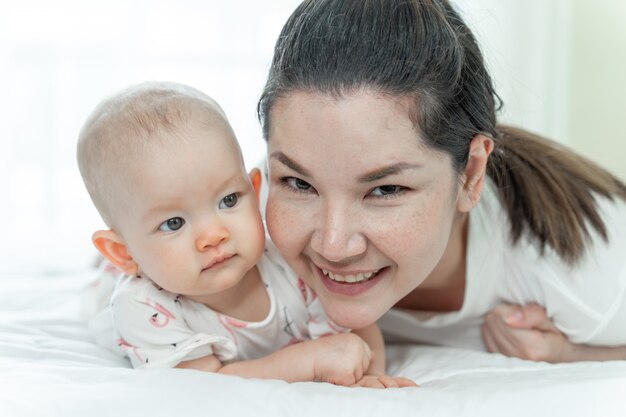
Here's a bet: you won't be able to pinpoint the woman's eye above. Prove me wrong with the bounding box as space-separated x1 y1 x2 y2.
159 217 185 232
368 185 406 198
282 177 313 192
219 193 238 209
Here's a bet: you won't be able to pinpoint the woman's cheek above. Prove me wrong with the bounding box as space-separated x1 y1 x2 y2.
266 198 300 258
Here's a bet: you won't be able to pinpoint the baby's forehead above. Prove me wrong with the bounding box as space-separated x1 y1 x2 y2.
120 92 235 144
132 91 227 129
131 100 241 156
97 85 242 171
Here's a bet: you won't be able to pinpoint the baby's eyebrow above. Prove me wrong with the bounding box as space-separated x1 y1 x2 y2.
358 163 421 183
142 203 179 223
269 151 311 177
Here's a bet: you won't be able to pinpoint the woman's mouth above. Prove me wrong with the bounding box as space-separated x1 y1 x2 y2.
320 268 381 284
316 266 386 296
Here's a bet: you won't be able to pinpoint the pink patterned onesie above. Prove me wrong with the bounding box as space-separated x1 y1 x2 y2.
99 240 346 369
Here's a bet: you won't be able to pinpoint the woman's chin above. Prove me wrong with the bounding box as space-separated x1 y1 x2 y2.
323 301 384 330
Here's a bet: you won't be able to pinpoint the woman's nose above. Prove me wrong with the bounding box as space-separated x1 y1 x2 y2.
310 204 366 262
196 222 230 251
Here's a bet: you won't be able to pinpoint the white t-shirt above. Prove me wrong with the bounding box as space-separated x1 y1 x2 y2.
379 180 626 351
101 241 345 369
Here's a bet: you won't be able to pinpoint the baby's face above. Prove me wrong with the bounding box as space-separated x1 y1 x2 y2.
114 122 265 304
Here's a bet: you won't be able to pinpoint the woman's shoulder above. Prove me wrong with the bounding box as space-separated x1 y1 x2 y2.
595 193 626 234
529 193 626 267
497 191 626 312
580 193 626 266
468 181 626 295
472 178 626 263
534 195 626 344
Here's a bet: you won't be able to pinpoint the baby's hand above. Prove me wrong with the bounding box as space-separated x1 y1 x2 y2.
352 374 418 389
311 333 372 386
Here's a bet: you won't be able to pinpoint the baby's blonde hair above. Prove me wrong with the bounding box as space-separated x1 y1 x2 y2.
77 81 233 228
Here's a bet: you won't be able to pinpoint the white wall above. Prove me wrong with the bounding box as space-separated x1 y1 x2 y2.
454 0 572 143
455 0 626 181
0 0 301 273
568 0 626 181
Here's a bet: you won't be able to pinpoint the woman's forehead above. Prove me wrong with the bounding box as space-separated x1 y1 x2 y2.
272 89 415 122
268 90 437 162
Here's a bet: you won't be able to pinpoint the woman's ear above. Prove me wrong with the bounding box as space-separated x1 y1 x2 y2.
457 134 494 213
249 168 262 201
92 230 138 275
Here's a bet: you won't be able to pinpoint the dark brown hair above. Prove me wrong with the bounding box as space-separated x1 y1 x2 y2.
258 0 626 264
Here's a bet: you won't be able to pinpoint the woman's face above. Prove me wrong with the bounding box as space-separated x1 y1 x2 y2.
265 89 466 329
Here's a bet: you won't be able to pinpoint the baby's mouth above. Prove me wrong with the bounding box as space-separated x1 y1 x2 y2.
320 268 382 284
203 253 234 270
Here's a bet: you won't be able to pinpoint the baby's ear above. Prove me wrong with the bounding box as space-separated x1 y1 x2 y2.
249 168 262 201
92 230 138 275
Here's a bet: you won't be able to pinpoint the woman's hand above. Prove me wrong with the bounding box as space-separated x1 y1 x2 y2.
484 304 626 362
481 303 575 362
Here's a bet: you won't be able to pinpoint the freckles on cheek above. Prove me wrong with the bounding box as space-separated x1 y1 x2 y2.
381 214 421 253
266 202 299 257
381 204 445 259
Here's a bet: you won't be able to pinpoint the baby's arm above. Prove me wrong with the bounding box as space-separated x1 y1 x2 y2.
177 332 372 385
351 324 417 388
112 278 368 383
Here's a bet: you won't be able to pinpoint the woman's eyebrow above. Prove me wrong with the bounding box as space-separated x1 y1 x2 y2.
269 151 311 177
358 163 421 183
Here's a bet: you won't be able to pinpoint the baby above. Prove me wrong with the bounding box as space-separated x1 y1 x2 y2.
77 82 414 388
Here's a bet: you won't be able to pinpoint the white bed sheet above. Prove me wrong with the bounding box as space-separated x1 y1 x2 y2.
1 268 626 417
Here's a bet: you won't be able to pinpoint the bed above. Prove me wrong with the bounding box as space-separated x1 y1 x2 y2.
2 267 625 417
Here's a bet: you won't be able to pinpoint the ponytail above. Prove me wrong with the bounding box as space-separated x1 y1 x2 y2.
487 125 626 265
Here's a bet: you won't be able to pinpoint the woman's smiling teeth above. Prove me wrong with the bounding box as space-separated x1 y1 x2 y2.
321 268 380 283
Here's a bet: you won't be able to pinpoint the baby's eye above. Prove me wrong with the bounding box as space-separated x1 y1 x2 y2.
219 193 238 209
159 217 185 232
368 185 407 198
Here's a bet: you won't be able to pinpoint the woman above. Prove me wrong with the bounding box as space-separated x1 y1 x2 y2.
257 0 626 362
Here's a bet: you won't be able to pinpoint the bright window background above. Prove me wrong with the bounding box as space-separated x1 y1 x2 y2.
0 0 301 273
1 0 624 274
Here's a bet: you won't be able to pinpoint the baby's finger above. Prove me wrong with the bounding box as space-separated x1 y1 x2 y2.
393 377 418 388
377 375 399 388
351 376 386 389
